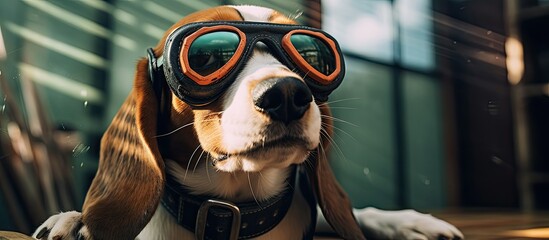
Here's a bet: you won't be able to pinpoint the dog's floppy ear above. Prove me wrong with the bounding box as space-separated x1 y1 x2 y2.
80 58 165 239
308 105 365 240
78 7 246 238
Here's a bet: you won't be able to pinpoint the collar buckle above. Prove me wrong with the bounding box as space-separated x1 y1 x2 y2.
195 199 241 240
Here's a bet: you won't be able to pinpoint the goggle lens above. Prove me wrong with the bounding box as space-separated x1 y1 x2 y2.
188 31 240 76
289 34 336 76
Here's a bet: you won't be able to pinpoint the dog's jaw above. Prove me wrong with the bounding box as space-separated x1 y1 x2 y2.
167 160 291 201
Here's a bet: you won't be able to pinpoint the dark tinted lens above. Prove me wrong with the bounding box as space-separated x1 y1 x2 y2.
188 31 240 76
290 34 336 75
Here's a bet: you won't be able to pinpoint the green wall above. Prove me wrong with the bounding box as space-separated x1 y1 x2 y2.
330 58 446 210
330 58 399 209
403 72 446 209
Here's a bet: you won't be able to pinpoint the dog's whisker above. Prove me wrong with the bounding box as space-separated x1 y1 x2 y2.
185 144 203 180
320 126 348 164
319 131 353 178
297 68 311 79
206 155 212 183
193 150 207 173
316 145 323 164
321 114 359 127
322 106 357 111
257 171 267 184
317 138 329 165
208 110 225 116
304 157 314 170
288 9 303 20
201 132 227 162
321 122 359 144
155 122 195 138
321 113 360 152
319 129 331 147
292 66 311 82
256 171 275 188
320 127 347 162
185 133 221 172
248 172 263 210
256 171 263 199
320 127 337 149
284 173 296 192
319 128 335 153
157 118 222 138
317 97 362 106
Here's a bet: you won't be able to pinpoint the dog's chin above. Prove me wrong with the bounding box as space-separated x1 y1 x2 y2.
212 143 312 172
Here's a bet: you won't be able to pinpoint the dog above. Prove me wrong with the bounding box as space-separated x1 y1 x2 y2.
33 5 463 240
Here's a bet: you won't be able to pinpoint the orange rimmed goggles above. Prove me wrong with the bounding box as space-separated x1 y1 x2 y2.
149 21 345 107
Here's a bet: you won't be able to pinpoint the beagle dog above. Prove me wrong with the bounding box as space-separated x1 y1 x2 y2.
33 5 463 240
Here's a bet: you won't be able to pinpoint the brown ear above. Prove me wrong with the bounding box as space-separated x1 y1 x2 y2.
309 105 365 240
81 58 165 239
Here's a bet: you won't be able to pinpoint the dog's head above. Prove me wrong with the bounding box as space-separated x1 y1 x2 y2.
146 5 345 174
84 5 362 239
157 9 323 173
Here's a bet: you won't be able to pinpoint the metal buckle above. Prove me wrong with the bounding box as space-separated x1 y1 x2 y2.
195 199 241 240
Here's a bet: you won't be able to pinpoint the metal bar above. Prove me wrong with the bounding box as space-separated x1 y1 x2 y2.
390 0 407 208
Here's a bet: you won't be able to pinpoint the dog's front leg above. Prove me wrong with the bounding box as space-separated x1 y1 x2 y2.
33 211 91 240
316 207 463 239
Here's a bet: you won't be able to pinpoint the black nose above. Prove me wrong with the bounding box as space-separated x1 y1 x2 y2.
252 77 313 124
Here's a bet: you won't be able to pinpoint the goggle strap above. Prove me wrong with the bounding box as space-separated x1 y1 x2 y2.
147 48 165 101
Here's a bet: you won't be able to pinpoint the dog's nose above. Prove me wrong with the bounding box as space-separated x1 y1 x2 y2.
252 77 313 124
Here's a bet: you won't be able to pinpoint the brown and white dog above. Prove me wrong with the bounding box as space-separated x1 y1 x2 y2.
33 5 463 240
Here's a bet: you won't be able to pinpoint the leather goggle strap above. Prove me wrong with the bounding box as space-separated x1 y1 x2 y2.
147 48 164 99
146 48 172 135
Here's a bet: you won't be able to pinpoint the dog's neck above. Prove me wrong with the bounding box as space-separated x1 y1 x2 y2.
166 160 292 203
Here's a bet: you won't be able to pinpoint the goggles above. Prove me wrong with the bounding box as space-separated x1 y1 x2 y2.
148 21 345 107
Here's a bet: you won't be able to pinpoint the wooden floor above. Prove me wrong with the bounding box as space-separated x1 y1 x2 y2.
436 210 549 239
2 211 549 239
315 210 549 240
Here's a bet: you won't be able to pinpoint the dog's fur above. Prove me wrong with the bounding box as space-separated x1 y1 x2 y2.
34 5 463 240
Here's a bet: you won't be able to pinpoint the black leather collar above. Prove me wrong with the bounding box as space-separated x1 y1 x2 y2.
161 167 297 240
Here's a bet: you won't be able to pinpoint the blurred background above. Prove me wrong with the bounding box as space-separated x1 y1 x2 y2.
1 0 548 238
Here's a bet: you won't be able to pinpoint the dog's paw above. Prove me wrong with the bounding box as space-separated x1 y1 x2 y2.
354 208 464 240
33 211 91 240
